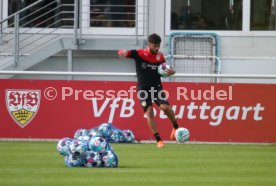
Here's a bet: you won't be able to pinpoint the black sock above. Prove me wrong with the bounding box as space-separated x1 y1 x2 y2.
173 120 179 129
154 133 162 142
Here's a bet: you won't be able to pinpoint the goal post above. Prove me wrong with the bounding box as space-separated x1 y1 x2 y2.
167 32 221 82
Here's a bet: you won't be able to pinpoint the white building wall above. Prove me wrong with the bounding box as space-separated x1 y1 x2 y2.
11 0 276 83
217 36 276 83
14 51 137 81
148 0 166 52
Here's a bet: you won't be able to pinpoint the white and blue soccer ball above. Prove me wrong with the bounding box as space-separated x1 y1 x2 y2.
65 154 85 167
101 150 118 167
97 123 112 138
57 137 72 156
69 139 89 156
110 130 124 143
85 151 102 167
122 130 135 143
74 128 89 139
77 135 90 141
88 137 108 153
175 127 190 143
158 63 173 77
88 128 101 138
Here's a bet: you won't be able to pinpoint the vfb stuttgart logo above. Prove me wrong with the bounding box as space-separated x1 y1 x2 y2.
6 90 41 128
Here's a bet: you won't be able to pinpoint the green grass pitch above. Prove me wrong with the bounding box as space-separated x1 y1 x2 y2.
0 142 275 186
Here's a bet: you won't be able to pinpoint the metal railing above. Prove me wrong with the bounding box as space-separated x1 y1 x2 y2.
0 70 276 80
166 54 221 82
0 0 149 68
0 0 79 67
166 55 221 74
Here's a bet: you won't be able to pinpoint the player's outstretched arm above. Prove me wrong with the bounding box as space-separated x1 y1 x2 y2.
118 49 129 58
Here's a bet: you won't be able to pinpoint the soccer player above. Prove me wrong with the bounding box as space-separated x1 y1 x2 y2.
118 33 179 148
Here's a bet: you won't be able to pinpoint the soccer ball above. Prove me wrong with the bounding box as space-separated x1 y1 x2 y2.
77 135 90 141
69 139 89 156
110 130 124 143
65 154 85 167
98 123 112 138
158 63 173 77
122 130 135 143
85 151 102 167
74 128 89 139
175 128 190 143
57 137 72 156
88 128 101 138
88 137 108 153
101 150 118 167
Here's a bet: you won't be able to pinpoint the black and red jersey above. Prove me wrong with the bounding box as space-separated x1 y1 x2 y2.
125 48 165 89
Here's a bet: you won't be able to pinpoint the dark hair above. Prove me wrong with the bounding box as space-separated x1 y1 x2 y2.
148 33 161 44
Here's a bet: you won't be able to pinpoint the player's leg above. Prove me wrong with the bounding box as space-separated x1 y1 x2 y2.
154 85 179 140
159 104 176 122
144 106 164 148
144 106 163 147
145 106 158 134
140 90 164 148
159 103 179 140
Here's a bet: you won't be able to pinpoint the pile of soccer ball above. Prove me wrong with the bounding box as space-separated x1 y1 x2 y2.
57 123 135 168
93 123 135 143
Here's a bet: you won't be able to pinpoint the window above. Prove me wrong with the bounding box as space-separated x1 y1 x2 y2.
4 0 144 35
7 0 75 28
250 0 276 30
170 0 242 30
90 0 136 28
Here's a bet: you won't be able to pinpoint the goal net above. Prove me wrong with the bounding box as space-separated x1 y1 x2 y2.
167 33 220 82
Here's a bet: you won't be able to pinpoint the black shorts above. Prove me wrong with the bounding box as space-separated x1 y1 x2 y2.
138 84 169 112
